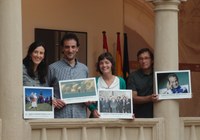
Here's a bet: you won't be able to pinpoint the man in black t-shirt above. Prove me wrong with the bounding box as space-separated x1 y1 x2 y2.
127 48 158 118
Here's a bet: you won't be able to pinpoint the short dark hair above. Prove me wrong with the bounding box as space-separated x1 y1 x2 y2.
60 33 80 47
167 73 179 82
96 52 115 75
137 48 154 60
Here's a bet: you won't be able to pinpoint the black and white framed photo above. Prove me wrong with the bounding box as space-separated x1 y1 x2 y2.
155 70 192 100
98 89 133 119
59 77 98 104
23 86 54 119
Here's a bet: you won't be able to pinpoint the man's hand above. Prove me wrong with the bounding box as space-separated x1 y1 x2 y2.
167 81 172 90
52 99 66 109
150 94 158 102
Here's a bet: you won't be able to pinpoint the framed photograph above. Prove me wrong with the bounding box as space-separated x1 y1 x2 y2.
98 89 133 119
155 70 192 100
23 86 54 119
59 77 98 104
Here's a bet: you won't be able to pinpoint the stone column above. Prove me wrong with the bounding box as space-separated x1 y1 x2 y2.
146 0 186 140
0 0 25 140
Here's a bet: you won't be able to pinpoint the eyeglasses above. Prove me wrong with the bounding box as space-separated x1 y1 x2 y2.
138 57 151 61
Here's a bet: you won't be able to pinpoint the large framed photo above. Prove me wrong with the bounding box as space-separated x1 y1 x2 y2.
155 70 192 100
98 89 133 119
23 86 54 119
59 78 98 104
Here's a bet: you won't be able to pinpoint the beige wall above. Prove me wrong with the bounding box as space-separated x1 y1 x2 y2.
22 0 124 76
124 0 154 64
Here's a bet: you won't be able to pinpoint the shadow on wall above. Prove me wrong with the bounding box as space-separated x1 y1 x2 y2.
124 26 153 72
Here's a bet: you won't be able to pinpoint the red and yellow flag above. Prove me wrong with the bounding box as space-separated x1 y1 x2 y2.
102 31 109 52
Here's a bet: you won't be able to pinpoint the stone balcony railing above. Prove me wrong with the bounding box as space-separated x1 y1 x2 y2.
180 117 200 140
27 118 165 140
0 117 199 140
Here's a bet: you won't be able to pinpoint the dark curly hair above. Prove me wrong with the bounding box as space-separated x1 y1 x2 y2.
60 33 80 47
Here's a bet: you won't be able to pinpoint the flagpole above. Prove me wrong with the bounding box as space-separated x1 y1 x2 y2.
116 32 123 77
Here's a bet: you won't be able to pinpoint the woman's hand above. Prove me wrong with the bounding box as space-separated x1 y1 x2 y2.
85 101 96 106
92 109 100 118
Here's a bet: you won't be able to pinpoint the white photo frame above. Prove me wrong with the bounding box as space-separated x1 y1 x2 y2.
98 89 133 119
59 77 98 104
23 86 54 119
155 70 192 100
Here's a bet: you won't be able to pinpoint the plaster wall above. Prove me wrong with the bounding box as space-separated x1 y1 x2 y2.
22 0 124 76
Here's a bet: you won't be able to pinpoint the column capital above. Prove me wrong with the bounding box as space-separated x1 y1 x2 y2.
146 0 184 11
